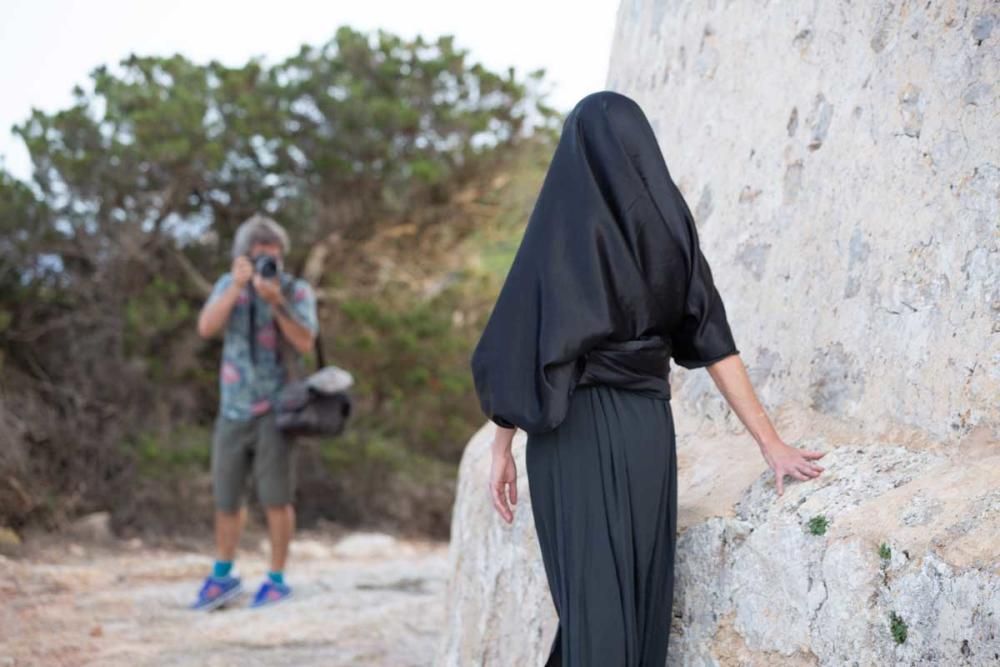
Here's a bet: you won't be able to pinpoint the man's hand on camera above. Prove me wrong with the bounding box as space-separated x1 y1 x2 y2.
231 256 254 288
252 274 284 306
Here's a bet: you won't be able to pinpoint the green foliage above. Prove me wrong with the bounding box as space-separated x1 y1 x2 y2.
889 610 908 644
320 427 451 484
125 277 192 354
0 25 559 534
127 425 212 478
878 542 891 560
806 514 829 535
331 283 482 459
0 170 54 296
12 26 555 272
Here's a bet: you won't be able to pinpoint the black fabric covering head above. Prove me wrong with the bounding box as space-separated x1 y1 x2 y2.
470 90 739 434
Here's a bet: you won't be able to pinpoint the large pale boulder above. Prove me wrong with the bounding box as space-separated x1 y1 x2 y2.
437 0 999 664
437 408 998 664
606 0 998 442
435 423 556 667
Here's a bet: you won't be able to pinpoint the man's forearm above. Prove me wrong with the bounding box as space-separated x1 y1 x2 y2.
198 284 241 338
272 300 315 354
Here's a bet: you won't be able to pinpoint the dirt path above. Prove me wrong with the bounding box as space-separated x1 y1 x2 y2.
0 530 450 666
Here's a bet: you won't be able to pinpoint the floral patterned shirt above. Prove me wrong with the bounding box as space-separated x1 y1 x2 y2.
206 271 319 421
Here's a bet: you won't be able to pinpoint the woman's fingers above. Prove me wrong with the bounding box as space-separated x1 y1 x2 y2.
489 453 517 523
787 467 809 481
796 461 821 477
772 446 832 496
491 480 515 523
497 485 511 521
492 484 511 522
797 453 825 475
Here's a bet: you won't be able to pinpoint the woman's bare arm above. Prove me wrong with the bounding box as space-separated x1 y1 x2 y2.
705 354 826 495
705 354 782 449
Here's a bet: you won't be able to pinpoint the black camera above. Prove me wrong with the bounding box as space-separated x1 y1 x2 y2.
253 253 279 279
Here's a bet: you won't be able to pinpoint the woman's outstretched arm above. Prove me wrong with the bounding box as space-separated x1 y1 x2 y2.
705 354 826 496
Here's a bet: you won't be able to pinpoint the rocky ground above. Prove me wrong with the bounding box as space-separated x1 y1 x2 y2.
0 523 450 667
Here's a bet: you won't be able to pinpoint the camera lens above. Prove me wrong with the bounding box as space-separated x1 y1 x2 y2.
254 254 278 278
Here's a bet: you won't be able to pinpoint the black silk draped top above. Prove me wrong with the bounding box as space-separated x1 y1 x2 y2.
470 90 740 434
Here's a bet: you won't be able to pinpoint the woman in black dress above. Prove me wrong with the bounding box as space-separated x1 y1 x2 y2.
470 90 826 666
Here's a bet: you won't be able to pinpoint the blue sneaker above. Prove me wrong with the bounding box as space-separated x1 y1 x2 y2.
191 574 243 611
249 580 293 608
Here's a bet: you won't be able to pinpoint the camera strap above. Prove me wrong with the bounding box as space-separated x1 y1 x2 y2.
248 283 258 366
314 326 326 370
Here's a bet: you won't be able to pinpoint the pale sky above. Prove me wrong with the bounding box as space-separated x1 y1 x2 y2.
0 0 619 181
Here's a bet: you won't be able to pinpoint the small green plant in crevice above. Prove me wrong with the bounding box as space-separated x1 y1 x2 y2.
806 514 829 535
889 610 908 644
878 542 892 561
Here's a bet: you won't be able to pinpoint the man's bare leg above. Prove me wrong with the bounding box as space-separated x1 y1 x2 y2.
265 504 295 573
215 506 248 562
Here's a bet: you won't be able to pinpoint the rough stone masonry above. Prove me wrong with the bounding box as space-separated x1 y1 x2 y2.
437 1 998 665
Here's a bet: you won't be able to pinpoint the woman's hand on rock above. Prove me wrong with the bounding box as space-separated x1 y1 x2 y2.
760 440 826 496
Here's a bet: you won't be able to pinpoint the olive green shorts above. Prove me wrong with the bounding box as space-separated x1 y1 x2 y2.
211 411 296 512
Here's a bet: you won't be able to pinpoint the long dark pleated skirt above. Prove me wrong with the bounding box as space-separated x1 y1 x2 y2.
526 383 678 667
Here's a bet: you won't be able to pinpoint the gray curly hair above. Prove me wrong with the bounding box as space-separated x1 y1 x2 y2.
231 214 290 259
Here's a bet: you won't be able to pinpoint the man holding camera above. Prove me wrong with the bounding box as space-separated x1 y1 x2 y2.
192 214 318 610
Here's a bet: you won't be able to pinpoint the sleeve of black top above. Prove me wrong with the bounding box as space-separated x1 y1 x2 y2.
492 415 516 429
670 232 740 369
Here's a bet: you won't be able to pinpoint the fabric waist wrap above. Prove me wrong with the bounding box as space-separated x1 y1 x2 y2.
575 336 671 399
